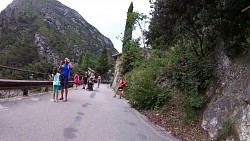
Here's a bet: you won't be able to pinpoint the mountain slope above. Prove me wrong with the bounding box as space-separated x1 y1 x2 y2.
0 0 117 67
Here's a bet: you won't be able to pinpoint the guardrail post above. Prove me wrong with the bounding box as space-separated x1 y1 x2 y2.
23 88 28 96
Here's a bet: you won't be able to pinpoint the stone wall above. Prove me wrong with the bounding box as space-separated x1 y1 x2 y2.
111 53 122 88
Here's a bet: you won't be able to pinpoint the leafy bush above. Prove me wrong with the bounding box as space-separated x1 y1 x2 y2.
124 50 172 110
171 44 215 123
126 74 171 109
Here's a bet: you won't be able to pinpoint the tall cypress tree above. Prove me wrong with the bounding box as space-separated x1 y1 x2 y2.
122 2 134 53
122 2 140 74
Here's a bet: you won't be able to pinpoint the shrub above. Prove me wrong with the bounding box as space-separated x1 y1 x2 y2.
171 43 215 123
126 74 171 109
124 50 172 110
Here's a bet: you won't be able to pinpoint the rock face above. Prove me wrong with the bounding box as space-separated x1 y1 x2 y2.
202 41 250 141
0 0 117 66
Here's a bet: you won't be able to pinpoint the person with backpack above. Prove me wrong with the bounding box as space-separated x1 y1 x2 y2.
113 74 126 99
59 58 73 101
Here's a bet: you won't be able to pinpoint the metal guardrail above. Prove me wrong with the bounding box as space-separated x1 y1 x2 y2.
0 79 52 89
0 65 58 96
0 79 74 96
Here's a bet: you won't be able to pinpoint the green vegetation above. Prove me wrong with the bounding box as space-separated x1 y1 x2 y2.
125 50 173 109
95 47 109 76
73 52 91 76
121 2 141 74
170 43 215 123
0 0 116 79
216 116 234 141
121 0 249 124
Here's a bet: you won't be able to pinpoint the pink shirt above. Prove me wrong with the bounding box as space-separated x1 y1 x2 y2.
74 74 79 83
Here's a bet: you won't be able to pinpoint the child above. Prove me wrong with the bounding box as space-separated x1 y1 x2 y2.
74 72 80 90
113 74 126 99
51 67 60 102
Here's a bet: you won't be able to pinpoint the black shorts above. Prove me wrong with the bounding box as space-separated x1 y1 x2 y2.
83 79 87 84
60 76 69 87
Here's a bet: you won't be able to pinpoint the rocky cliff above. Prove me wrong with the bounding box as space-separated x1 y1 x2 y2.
0 0 117 67
202 41 250 141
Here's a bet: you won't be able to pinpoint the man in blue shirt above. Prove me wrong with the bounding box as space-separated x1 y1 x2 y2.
59 58 73 101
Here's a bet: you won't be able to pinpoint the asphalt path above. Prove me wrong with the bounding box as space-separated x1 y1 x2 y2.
0 84 180 141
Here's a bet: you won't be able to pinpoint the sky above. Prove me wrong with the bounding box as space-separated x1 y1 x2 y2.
0 0 151 53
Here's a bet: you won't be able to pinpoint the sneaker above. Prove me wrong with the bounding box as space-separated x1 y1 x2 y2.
59 97 63 100
50 99 55 102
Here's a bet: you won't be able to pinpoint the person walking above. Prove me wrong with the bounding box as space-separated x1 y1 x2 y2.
113 74 126 99
74 72 80 90
51 67 60 102
82 71 89 89
59 58 73 101
97 75 101 88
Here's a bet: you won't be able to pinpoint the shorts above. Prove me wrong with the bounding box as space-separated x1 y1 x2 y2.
83 79 87 84
53 85 60 91
60 76 69 88
117 87 123 91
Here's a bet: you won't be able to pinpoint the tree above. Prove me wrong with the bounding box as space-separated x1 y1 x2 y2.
148 0 250 57
121 2 141 74
122 2 134 53
130 12 149 50
122 40 140 73
147 0 250 124
82 53 90 71
95 47 109 76
77 53 84 66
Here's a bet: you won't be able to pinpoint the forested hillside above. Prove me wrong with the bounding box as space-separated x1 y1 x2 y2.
120 0 250 140
0 0 117 79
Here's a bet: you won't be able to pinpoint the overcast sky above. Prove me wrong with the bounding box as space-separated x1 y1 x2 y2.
0 0 151 53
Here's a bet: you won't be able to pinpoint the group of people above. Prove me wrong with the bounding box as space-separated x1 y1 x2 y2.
76 71 96 91
51 57 126 102
51 57 73 102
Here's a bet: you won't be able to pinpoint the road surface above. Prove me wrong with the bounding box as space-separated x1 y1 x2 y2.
0 84 180 141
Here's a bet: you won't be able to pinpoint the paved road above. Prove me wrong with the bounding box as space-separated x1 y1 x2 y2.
0 84 180 141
